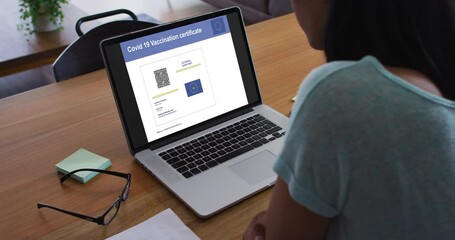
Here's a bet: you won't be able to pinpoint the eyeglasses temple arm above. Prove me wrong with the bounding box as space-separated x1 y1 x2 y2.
60 168 130 183
37 202 101 224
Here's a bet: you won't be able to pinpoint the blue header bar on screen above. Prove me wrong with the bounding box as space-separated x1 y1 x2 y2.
120 16 230 62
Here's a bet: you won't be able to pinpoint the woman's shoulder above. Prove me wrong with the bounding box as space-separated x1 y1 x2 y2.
295 56 381 106
298 55 455 109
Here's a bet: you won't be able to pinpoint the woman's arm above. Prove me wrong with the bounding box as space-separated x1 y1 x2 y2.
244 177 331 240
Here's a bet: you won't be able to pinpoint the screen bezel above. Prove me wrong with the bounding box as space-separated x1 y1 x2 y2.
100 7 262 154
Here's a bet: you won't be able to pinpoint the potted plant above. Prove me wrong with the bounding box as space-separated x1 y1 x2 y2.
18 0 69 35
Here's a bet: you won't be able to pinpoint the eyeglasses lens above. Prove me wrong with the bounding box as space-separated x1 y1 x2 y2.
104 202 120 225
122 182 130 200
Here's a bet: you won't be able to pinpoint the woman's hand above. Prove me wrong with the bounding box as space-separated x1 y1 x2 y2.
243 178 331 240
243 211 267 240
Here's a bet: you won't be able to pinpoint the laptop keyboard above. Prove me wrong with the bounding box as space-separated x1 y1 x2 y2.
158 114 285 178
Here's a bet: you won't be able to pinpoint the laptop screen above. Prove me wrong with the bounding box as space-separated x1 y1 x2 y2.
101 8 261 153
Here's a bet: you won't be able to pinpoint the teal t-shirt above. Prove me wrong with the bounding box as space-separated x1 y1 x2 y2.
274 56 455 239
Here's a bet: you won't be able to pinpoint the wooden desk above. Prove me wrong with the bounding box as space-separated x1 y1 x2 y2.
0 14 324 239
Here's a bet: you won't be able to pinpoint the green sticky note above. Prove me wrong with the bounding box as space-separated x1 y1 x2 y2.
55 148 112 183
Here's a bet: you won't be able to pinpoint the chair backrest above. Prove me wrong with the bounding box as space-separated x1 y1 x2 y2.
53 9 158 82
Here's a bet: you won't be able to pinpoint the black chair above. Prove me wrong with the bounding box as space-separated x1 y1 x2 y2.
53 9 158 82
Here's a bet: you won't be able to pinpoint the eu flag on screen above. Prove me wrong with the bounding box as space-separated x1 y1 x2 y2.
210 18 226 35
185 79 203 97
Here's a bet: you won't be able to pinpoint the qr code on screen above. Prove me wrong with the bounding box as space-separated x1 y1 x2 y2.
154 68 170 89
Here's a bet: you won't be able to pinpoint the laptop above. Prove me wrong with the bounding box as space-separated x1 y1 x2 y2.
100 7 289 217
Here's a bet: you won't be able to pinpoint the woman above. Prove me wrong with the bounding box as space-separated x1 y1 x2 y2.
244 0 455 239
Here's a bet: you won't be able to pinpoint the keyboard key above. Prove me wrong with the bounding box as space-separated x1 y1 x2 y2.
195 160 204 165
182 171 193 178
225 147 234 152
220 131 230 136
179 153 189 160
216 145 254 164
177 166 189 173
166 148 176 154
199 165 209 171
161 154 171 160
167 157 180 164
172 160 186 169
264 120 277 127
251 141 263 148
266 126 283 135
187 163 196 169
272 132 282 138
259 132 268 137
210 153 220 159
254 115 265 121
206 160 218 168
263 125 272 130
190 168 201 175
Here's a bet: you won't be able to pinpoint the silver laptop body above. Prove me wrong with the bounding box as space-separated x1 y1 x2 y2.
101 7 289 217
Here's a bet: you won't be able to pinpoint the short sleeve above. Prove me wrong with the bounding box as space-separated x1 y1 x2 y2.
274 62 353 218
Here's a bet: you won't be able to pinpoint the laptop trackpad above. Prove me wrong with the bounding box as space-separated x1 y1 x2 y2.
229 151 276 185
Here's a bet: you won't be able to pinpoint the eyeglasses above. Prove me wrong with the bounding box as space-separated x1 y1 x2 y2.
37 168 131 225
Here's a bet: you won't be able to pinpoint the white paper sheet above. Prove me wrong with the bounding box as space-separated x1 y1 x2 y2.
106 208 200 240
